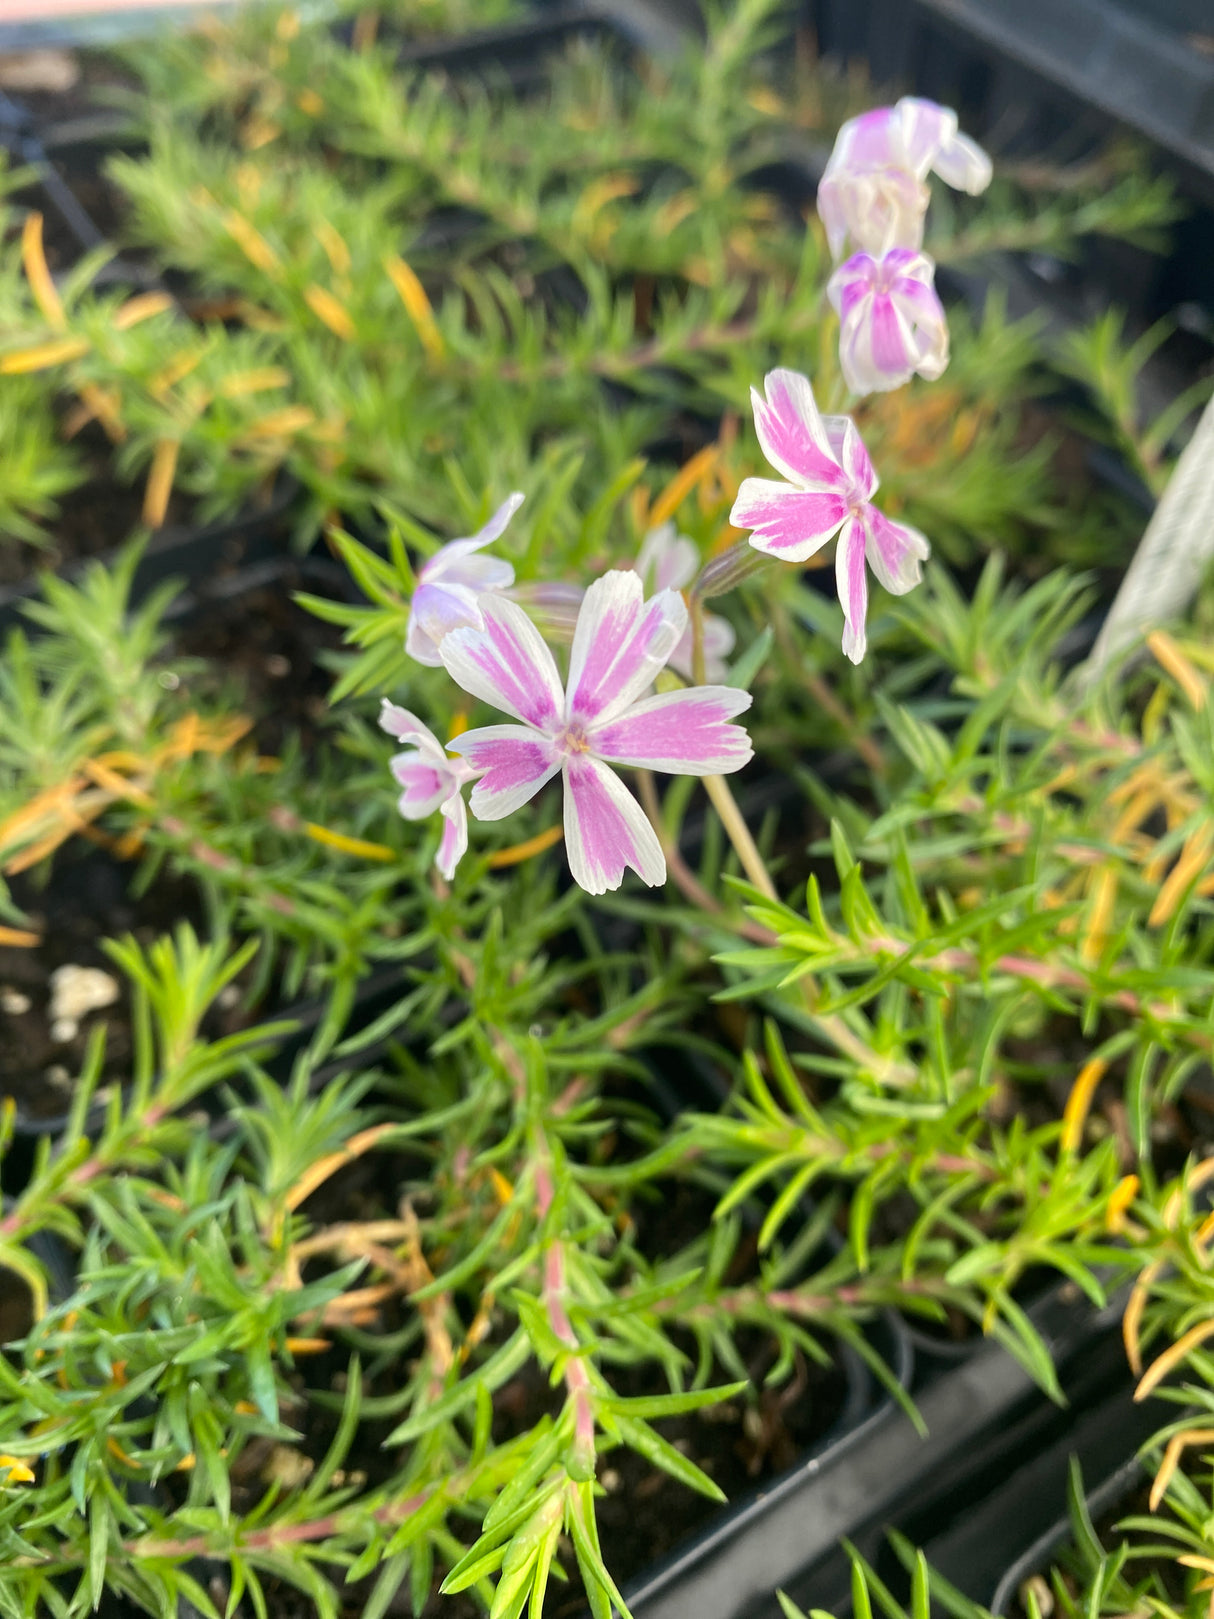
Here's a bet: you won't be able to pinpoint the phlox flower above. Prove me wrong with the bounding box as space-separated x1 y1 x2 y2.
636 523 736 681
827 248 948 396
380 701 474 880
818 97 992 261
729 368 929 665
404 492 524 667
438 571 753 894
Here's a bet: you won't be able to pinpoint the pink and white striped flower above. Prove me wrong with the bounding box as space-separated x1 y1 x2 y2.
729 368 930 665
827 248 949 396
405 492 524 668
380 701 474 880
438 571 753 894
636 523 736 681
818 97 992 262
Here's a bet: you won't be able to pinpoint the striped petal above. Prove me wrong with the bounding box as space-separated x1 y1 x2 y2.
864 509 930 595
450 724 561 820
835 516 869 665
406 580 484 668
750 369 843 488
436 789 469 880
732 477 849 563
932 128 992 194
563 755 665 894
590 686 753 776
422 492 524 583
566 570 685 729
392 754 450 819
439 595 564 730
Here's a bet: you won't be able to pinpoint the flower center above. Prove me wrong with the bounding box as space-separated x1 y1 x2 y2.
557 722 592 755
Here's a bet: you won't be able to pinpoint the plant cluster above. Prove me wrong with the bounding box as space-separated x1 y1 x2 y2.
0 2 1213 1617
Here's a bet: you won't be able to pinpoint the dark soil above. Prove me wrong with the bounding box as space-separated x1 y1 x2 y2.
0 553 348 1145
0 846 260 1137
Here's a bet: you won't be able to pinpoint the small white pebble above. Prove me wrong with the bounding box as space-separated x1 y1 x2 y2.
49 965 120 1029
50 1017 78 1043
265 654 291 678
45 1065 72 1090
157 670 181 691
217 984 242 1009
262 1447 314 1489
0 988 30 1015
600 1468 621 1492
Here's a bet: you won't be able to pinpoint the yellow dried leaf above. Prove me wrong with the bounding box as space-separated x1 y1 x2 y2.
1150 823 1214 927
486 824 564 868
242 405 315 439
112 290 174 331
384 255 444 359
303 822 395 861
1137 1318 1214 1401
0 335 90 373
143 439 179 528
218 366 290 398
1080 865 1118 965
304 283 357 340
22 213 64 328
1148 630 1207 710
1060 1057 1107 1153
315 219 351 278
1105 1174 1139 1234
224 210 281 276
649 443 718 529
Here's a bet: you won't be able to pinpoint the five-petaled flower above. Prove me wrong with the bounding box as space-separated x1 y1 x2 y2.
827 248 949 396
404 492 524 668
817 96 992 263
438 571 753 894
636 523 736 681
729 368 930 665
380 701 474 880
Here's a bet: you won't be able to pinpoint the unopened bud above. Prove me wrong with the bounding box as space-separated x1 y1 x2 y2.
691 541 769 602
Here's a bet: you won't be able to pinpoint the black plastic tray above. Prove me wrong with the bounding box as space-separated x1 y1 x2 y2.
626 1279 1146 1619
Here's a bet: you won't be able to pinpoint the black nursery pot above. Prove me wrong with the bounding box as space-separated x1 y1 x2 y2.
625 1280 1153 1619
